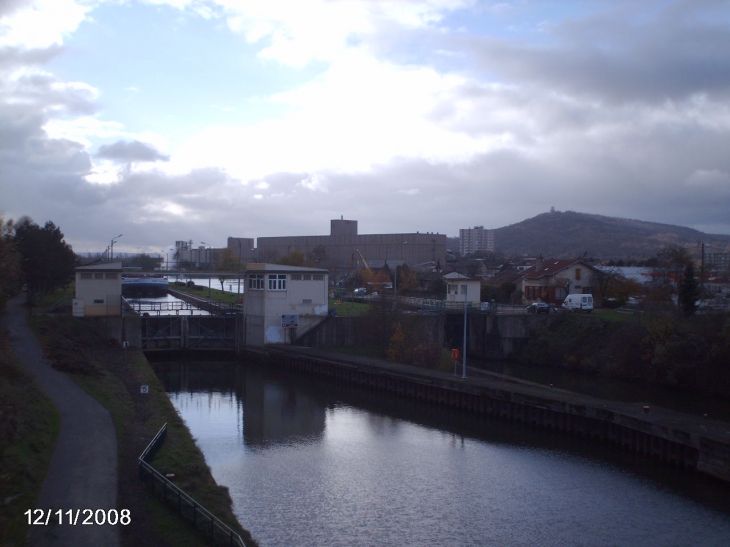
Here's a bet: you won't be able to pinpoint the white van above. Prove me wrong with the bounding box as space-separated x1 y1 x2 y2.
562 294 594 313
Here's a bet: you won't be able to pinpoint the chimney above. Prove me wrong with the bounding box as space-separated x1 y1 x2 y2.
535 254 543 271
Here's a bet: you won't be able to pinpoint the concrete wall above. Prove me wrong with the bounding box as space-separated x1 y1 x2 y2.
298 312 556 359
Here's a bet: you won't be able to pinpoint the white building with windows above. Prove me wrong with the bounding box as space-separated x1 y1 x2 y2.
443 272 481 307
73 262 123 317
243 263 330 346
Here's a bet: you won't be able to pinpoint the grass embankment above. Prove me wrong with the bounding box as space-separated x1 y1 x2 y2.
328 298 370 316
0 331 59 547
515 312 730 394
29 316 258 547
169 282 243 305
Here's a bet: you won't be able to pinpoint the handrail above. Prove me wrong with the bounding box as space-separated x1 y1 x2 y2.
139 423 248 547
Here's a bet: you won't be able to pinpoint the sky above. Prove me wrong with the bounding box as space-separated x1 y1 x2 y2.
1 0 730 256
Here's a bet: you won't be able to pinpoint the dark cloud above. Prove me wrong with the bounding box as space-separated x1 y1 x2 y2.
95 140 170 163
460 1 730 104
0 45 64 71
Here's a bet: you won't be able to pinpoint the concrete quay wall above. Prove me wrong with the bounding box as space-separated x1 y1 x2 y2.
244 345 730 484
298 313 557 358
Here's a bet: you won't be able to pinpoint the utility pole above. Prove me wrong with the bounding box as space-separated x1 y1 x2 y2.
110 234 122 262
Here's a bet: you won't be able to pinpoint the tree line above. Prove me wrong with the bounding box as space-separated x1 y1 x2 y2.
0 216 76 310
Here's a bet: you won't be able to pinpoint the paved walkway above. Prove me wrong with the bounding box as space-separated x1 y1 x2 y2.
2 296 120 547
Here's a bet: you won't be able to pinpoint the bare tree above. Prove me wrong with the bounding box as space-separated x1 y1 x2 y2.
552 276 572 300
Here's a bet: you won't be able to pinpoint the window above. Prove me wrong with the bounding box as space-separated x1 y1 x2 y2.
80 273 92 279
291 274 302 280
93 299 104 304
105 273 117 279
303 274 312 280
248 274 264 290
313 274 324 281
575 268 581 280
94 273 104 279
268 274 287 290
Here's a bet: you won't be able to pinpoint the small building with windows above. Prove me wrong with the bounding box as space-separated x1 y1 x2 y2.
243 263 329 346
443 272 481 307
73 262 123 317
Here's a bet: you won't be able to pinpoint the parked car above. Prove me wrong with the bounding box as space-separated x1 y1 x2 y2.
526 302 550 314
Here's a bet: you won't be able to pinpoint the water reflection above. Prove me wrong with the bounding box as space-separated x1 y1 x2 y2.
154 360 730 547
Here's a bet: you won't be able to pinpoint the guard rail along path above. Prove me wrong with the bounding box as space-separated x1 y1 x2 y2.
247 345 730 484
138 423 248 547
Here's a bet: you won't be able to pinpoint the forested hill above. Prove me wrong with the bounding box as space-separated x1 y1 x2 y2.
491 211 730 260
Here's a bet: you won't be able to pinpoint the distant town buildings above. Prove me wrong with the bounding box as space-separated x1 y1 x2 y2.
706 251 730 274
255 218 447 270
459 226 495 255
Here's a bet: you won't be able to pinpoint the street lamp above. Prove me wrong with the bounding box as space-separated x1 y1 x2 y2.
201 242 212 297
110 234 122 262
393 241 407 308
462 282 468 379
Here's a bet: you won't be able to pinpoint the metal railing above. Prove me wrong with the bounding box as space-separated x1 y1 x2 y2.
139 423 248 547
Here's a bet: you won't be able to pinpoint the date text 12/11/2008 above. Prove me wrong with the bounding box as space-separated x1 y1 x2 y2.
25 509 131 526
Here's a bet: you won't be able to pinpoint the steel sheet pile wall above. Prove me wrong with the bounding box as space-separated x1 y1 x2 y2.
248 347 730 484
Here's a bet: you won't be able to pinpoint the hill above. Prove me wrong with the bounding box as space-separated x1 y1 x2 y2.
492 211 730 260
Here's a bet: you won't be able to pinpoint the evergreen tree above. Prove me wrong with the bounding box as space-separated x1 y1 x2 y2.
12 217 76 300
0 217 22 309
679 262 699 317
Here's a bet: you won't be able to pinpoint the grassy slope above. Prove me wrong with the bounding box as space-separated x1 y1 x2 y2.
0 330 59 547
29 316 259 547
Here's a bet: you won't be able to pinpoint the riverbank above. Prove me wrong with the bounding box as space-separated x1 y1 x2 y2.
27 314 258 547
514 312 730 395
248 344 730 484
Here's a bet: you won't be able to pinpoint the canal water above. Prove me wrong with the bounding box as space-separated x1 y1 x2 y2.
153 360 730 547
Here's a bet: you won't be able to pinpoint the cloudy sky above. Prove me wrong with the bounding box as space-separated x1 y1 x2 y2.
2 0 730 255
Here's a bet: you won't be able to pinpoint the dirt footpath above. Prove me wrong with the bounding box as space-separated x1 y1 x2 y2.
1 296 120 547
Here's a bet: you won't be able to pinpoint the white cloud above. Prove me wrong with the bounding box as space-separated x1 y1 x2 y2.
298 172 327 192
0 0 91 48
213 0 473 66
169 49 499 182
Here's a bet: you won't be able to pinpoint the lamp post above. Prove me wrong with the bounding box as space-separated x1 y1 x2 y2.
201 242 212 297
698 242 705 298
393 240 407 308
110 234 122 262
462 282 468 379
237 239 243 294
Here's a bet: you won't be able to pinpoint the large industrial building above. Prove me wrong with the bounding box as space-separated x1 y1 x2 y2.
256 219 448 270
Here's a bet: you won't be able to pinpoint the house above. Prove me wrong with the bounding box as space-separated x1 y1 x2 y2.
443 272 481 307
519 256 599 304
73 262 123 317
243 263 329 346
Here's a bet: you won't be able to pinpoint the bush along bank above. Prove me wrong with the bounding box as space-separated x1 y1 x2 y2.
514 313 730 396
30 316 259 547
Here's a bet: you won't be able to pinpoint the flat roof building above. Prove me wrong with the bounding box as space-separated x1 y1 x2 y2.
73 262 123 317
243 263 329 346
459 226 495 255
256 219 447 270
